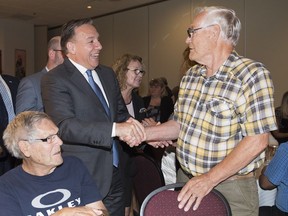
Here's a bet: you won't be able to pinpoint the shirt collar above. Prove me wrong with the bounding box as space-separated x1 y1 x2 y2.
68 58 92 76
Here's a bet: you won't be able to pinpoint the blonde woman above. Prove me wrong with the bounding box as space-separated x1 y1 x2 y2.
113 54 147 216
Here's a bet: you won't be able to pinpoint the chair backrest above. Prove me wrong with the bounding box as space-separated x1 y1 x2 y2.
140 182 232 216
132 153 165 207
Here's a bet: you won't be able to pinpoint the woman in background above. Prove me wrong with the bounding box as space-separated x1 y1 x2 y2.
142 78 174 123
142 78 174 165
112 53 146 216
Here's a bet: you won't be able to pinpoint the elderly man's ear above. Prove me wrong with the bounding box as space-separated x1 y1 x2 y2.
19 140 31 158
210 24 221 42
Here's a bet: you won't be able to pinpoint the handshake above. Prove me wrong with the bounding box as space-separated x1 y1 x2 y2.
115 117 174 148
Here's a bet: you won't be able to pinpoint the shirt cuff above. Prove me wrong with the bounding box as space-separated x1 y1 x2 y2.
112 122 116 137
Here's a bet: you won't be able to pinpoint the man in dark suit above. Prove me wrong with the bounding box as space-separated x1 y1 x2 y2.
16 36 64 113
41 18 145 216
0 74 19 175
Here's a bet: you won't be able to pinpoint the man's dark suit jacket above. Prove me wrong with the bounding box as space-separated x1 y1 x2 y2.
0 74 19 174
41 58 130 197
16 68 47 113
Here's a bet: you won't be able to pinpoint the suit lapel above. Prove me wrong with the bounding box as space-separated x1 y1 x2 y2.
64 59 110 118
95 66 114 119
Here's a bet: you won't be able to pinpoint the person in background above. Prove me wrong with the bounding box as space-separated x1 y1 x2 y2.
112 53 147 216
113 54 146 123
0 111 108 216
259 141 288 216
160 77 173 98
41 18 145 216
0 74 19 175
16 36 64 113
271 91 288 144
142 78 174 164
142 78 174 123
144 6 277 216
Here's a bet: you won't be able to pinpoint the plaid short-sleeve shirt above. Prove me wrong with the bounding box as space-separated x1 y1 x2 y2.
174 50 277 176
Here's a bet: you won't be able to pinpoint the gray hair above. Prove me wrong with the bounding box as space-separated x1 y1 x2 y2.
3 111 51 159
195 6 241 47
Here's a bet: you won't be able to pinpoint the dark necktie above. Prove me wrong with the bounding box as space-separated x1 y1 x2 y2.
0 79 15 122
86 70 119 167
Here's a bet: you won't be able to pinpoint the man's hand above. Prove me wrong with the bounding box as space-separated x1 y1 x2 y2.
177 173 215 212
52 206 108 215
117 117 146 147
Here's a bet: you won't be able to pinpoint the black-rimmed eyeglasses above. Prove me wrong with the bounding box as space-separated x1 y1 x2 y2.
22 133 59 144
187 25 215 38
127 68 145 76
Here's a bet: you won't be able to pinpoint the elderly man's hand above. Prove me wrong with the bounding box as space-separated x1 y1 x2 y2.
177 173 215 212
52 206 108 215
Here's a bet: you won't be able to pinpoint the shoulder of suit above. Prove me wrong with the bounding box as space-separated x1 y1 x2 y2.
21 69 46 81
97 64 114 72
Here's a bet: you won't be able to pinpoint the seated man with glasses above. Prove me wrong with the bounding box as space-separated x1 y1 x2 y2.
0 111 108 216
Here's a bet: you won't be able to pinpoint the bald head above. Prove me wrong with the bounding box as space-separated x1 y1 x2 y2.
46 36 64 70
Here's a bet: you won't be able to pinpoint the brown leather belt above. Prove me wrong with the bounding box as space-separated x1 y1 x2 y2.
183 168 255 181
182 168 194 179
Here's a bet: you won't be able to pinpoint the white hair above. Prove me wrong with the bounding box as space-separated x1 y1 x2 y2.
195 6 241 47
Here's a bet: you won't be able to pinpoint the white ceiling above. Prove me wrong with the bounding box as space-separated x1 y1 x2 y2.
0 0 166 28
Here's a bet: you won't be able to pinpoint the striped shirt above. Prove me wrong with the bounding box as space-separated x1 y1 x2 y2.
174 50 277 176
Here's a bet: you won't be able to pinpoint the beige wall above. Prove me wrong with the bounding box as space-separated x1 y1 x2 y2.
44 0 288 106
245 0 288 108
34 26 48 72
0 19 34 77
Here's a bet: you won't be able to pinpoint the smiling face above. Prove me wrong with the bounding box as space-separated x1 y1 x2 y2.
67 24 102 69
20 118 63 175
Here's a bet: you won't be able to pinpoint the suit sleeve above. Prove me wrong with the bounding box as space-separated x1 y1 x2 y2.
16 78 37 114
113 74 130 123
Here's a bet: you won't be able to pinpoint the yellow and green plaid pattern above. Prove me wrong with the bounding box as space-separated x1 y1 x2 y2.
174 50 277 176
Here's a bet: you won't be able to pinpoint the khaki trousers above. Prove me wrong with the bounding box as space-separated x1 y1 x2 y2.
177 168 259 216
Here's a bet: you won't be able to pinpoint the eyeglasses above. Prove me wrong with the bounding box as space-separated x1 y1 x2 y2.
127 68 145 76
23 133 59 144
53 49 63 52
187 25 214 38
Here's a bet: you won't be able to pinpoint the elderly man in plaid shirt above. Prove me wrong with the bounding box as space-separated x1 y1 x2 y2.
145 6 277 216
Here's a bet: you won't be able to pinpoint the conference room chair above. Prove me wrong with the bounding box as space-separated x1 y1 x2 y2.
140 182 232 216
